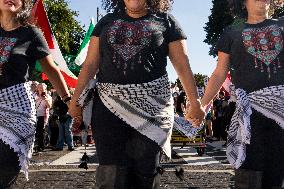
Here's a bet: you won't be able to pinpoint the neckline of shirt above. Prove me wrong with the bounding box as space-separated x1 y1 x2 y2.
244 19 271 27
120 11 151 21
0 25 23 33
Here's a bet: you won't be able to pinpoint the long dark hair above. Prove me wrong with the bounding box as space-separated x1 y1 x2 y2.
228 0 282 18
101 0 173 13
15 0 33 26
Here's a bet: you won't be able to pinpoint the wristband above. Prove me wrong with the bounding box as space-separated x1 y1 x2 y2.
63 96 72 103
61 94 68 99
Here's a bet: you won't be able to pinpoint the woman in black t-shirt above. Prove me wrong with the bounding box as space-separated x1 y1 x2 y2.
69 0 205 188
194 0 284 188
0 0 71 187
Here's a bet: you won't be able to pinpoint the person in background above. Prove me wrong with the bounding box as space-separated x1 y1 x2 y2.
53 95 74 151
205 106 213 141
0 0 71 187
175 87 186 117
35 83 52 151
47 109 59 148
189 0 284 188
69 0 205 187
31 80 39 97
212 91 226 140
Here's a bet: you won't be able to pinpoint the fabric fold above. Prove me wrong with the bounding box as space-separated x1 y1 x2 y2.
78 75 201 158
227 85 284 168
0 82 36 180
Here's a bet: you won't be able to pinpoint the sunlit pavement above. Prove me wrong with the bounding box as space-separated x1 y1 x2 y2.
12 141 235 188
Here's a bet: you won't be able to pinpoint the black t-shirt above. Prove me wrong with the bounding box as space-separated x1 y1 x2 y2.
53 97 68 117
213 98 227 118
0 25 50 89
92 12 187 84
217 18 284 93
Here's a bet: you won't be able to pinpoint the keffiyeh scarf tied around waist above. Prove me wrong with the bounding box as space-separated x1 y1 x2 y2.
78 74 203 158
0 82 36 180
227 85 284 169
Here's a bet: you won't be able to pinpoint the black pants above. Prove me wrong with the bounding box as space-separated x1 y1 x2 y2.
240 111 284 189
0 140 20 189
212 117 221 139
93 95 161 189
49 126 59 147
36 116 45 150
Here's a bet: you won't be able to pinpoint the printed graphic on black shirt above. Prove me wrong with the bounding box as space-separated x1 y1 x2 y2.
92 13 186 84
107 19 165 75
242 24 283 78
0 37 17 75
0 26 50 89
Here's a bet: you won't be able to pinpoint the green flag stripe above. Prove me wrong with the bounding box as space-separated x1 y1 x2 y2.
77 21 95 54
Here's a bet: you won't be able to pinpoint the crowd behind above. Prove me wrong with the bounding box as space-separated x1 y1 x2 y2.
31 80 236 155
171 84 237 146
31 81 93 153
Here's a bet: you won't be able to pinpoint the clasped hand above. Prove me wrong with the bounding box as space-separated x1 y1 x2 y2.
68 99 83 132
185 101 205 127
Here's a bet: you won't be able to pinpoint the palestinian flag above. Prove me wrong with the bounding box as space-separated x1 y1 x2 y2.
221 73 232 96
32 0 77 88
75 18 95 66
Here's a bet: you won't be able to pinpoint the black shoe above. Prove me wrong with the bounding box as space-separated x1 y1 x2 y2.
68 147 75 151
52 147 63 151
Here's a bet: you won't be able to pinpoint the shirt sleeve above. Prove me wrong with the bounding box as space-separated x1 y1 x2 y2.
30 27 50 61
92 13 113 37
217 27 233 54
166 14 187 43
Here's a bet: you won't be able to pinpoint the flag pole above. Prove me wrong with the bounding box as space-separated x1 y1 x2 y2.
97 7 99 23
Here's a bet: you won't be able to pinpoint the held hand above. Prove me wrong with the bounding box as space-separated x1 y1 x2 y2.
69 100 83 133
72 115 83 134
68 99 83 120
185 102 205 127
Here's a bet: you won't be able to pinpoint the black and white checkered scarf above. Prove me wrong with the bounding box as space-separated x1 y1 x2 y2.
227 85 284 168
79 75 201 158
0 82 36 180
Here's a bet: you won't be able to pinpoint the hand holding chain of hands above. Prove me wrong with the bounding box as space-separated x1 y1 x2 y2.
66 95 205 129
67 96 83 132
184 100 206 127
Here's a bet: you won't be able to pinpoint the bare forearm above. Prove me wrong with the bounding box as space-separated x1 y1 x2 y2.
169 40 205 125
174 60 200 107
201 52 230 107
43 66 70 98
201 70 227 107
169 40 200 107
71 63 98 102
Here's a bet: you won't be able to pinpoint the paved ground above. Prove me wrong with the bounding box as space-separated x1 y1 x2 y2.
11 141 235 189
13 169 234 189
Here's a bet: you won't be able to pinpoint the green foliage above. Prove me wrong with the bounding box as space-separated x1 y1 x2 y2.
44 0 85 55
174 73 208 90
203 0 234 57
32 0 85 83
64 54 81 76
204 0 284 58
194 73 207 87
30 68 52 89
